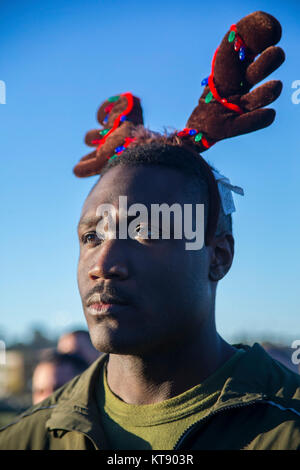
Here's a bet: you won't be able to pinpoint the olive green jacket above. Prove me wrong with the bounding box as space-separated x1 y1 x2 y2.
1 343 300 450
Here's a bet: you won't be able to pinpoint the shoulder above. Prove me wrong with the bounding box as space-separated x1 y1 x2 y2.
235 343 300 400
242 402 300 449
0 401 57 449
0 371 83 449
233 343 300 448
0 355 107 450
255 343 300 402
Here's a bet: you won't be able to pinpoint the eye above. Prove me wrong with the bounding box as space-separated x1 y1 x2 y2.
134 224 160 241
134 224 149 238
81 231 103 245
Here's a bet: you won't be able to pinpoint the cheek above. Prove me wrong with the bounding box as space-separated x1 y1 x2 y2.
77 259 83 292
163 247 210 302
134 247 186 304
77 252 91 295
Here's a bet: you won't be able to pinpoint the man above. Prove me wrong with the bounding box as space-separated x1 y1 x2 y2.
32 350 89 405
2 11 299 450
1 141 300 450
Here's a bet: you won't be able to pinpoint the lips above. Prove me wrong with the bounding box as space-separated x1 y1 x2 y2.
86 292 128 308
84 285 133 320
87 300 130 317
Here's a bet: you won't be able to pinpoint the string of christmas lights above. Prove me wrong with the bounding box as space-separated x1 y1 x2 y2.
91 92 135 159
92 25 255 157
176 23 257 147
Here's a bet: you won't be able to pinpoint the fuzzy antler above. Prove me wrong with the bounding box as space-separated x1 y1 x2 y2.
73 93 143 177
73 11 285 177
184 11 285 150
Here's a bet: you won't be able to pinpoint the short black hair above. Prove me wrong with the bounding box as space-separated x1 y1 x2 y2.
101 141 232 240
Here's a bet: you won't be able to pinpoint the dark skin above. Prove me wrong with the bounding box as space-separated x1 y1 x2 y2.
77 164 236 405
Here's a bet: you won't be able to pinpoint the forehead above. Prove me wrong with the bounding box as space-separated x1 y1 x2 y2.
33 362 56 385
81 164 203 217
57 333 77 352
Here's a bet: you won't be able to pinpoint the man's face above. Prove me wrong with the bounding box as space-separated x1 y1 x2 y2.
77 164 215 355
32 362 77 404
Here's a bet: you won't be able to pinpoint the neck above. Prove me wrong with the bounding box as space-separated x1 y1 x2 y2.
105 328 236 405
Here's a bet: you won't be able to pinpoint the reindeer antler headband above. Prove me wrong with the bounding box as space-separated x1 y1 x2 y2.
73 11 284 238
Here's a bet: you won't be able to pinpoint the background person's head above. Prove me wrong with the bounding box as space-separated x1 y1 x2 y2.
32 351 88 404
57 329 101 364
77 140 234 357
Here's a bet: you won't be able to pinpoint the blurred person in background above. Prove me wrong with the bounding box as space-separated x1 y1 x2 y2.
57 330 101 365
32 351 88 405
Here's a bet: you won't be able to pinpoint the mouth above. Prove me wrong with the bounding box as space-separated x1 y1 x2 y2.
86 292 129 316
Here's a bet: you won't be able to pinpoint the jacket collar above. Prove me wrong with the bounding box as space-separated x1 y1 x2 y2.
214 342 300 411
46 353 110 449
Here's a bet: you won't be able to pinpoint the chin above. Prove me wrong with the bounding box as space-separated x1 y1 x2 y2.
87 323 133 355
87 323 157 356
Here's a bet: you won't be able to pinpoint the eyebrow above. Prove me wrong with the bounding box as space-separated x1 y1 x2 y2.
77 216 103 231
77 214 150 232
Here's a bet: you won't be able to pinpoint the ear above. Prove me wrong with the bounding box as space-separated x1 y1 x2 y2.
208 233 234 282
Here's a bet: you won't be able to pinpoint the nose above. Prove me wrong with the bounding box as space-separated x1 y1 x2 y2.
88 239 129 281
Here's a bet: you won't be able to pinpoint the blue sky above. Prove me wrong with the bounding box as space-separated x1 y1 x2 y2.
0 0 299 344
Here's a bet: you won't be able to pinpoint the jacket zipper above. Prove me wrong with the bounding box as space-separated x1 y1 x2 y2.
173 397 266 450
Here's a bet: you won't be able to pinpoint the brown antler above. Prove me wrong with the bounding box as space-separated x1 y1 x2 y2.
73 11 285 178
183 11 285 151
73 93 143 177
